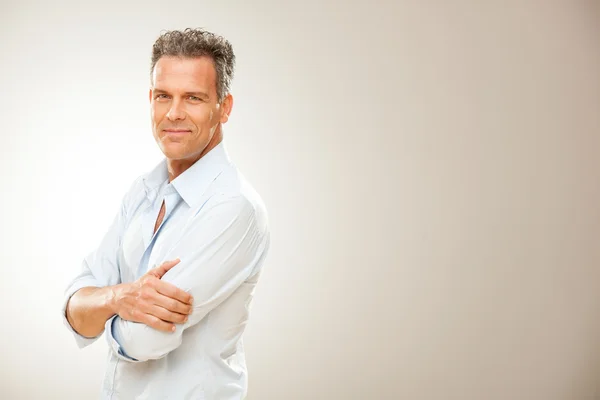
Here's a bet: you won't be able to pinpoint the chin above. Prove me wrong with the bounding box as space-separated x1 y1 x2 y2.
163 150 190 161
160 146 186 160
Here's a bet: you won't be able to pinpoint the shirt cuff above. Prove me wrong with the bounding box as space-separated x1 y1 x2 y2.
105 315 140 362
61 278 103 349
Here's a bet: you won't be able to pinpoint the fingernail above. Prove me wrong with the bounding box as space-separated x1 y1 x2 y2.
171 325 176 332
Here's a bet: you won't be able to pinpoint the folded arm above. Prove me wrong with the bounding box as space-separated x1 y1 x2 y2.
108 195 270 362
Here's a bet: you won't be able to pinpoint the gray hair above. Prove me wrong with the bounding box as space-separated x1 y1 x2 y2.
150 28 236 102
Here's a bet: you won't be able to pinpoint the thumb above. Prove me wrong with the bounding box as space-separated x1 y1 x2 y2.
151 258 181 278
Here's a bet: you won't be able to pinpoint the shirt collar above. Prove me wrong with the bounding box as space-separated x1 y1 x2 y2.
142 141 232 208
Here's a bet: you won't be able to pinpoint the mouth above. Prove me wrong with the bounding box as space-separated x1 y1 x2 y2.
163 129 191 136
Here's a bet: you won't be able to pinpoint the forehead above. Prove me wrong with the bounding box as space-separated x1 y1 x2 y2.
152 56 217 93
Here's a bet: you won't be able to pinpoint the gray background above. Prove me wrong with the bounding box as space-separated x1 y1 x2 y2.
0 0 599 399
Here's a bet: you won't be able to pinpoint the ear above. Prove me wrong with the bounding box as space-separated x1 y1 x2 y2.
219 94 234 124
148 88 153 103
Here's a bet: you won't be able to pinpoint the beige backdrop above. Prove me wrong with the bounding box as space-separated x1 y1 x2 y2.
1 1 599 399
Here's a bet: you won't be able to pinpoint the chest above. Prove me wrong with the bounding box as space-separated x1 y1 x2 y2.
119 197 191 282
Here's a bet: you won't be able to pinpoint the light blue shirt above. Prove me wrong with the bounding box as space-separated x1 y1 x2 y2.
62 141 270 399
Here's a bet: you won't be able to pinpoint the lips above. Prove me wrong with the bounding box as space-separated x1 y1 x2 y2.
163 129 191 136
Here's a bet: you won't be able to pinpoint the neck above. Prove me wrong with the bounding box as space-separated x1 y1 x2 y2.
167 128 223 182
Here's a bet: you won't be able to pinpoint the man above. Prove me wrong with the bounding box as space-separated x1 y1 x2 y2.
62 28 270 400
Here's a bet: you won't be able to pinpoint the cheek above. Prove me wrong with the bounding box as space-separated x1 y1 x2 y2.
190 106 216 125
151 103 167 122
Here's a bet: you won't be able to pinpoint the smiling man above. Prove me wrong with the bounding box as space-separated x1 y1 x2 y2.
62 28 270 399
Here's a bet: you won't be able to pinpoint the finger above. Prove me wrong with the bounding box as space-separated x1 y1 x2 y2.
142 314 176 332
153 291 193 315
151 258 181 278
148 304 188 324
154 280 194 306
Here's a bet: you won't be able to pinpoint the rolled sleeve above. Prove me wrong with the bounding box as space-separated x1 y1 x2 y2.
104 315 140 362
61 275 103 348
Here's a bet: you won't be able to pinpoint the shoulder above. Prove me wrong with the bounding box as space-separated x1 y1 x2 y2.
204 166 269 234
118 174 147 216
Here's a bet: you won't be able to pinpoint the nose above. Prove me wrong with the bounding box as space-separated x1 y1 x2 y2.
166 100 186 121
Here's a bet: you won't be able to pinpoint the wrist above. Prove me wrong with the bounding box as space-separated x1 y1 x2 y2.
106 284 123 315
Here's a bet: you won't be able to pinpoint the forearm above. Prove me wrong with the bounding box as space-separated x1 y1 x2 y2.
66 285 121 338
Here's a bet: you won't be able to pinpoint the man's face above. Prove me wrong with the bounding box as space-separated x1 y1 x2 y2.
150 56 230 161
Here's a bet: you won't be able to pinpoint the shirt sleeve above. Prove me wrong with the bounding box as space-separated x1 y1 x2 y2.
106 194 270 362
61 178 139 348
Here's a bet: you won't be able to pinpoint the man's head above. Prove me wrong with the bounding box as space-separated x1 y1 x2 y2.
149 28 235 162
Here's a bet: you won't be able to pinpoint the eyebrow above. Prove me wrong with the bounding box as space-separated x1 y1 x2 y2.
153 88 210 99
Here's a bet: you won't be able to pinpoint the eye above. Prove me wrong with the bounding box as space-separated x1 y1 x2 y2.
155 94 170 100
188 96 203 102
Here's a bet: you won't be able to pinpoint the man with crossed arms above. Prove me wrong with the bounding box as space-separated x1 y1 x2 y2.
62 28 270 400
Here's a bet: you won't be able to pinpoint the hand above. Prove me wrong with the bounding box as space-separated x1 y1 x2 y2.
111 259 194 332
